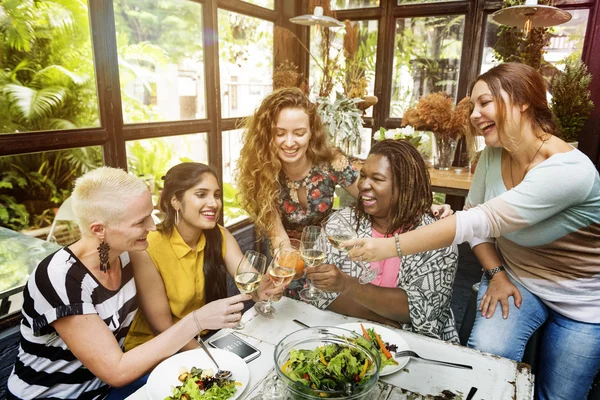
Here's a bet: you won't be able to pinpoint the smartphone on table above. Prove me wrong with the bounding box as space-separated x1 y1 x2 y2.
207 333 261 363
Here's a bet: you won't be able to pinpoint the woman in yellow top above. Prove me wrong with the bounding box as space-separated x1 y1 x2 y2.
124 163 276 352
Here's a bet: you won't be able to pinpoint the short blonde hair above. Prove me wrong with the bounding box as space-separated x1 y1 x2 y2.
71 167 149 236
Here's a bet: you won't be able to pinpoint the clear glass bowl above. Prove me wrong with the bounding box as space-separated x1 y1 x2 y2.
273 327 381 399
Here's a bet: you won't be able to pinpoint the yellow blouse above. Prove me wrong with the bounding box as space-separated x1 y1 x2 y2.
124 226 227 351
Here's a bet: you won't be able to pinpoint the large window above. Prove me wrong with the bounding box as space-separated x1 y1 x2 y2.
114 0 206 123
126 133 209 206
309 20 378 117
481 9 589 74
218 10 274 118
390 15 465 118
0 0 99 134
221 129 249 226
0 147 103 235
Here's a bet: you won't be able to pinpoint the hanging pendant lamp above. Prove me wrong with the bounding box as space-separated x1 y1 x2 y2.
290 6 344 28
491 0 571 37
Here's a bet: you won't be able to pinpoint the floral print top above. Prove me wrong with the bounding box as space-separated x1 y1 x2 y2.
279 154 358 238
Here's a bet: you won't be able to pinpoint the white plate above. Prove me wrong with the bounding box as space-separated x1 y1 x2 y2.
146 348 250 400
336 322 410 376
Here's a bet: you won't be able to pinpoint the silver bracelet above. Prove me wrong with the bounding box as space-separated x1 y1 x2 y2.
394 233 403 258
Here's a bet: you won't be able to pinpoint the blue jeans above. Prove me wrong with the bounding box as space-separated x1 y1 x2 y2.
467 274 600 400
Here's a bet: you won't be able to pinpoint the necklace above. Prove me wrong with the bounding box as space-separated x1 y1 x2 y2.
509 140 545 188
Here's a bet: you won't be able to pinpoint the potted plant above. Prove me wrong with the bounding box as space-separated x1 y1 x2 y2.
551 58 594 146
401 92 470 170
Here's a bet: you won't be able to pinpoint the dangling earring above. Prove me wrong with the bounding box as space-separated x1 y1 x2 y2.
175 209 180 226
97 240 111 273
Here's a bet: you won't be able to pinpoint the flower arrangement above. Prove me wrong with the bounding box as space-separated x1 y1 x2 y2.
377 126 430 148
402 92 471 139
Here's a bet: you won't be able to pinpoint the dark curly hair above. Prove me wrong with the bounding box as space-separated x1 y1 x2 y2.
355 139 432 235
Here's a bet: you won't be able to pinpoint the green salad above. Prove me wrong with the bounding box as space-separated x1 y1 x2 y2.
282 337 375 394
362 326 399 370
166 367 239 400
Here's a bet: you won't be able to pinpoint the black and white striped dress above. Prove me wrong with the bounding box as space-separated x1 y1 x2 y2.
7 248 138 399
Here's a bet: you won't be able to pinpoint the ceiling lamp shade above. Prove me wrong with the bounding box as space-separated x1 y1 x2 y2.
289 6 344 28
491 0 571 37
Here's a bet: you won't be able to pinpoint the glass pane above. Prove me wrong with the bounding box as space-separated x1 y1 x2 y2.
241 0 274 9
390 15 465 118
0 1 99 134
222 129 249 226
0 147 103 238
332 0 379 9
481 9 589 74
218 10 274 118
126 133 208 207
114 0 206 124
309 20 378 117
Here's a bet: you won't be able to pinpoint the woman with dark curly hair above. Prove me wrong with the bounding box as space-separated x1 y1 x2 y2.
236 87 451 252
306 140 459 341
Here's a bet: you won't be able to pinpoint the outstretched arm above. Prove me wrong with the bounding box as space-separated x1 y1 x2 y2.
343 214 458 262
53 294 249 387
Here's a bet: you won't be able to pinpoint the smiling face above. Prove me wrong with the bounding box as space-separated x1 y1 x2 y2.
174 173 222 232
274 107 312 166
470 80 524 149
105 190 156 252
358 154 393 220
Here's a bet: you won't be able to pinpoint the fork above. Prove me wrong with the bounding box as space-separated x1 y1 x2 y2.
395 350 473 370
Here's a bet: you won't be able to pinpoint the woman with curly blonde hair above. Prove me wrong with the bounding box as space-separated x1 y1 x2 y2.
236 87 359 249
236 88 451 252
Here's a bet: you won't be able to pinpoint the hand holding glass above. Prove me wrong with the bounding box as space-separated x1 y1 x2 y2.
299 226 326 302
255 248 297 318
321 213 381 284
234 250 267 329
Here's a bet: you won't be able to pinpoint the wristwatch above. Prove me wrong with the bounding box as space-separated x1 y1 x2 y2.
483 265 505 280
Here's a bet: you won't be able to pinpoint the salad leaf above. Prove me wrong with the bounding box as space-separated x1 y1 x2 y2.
366 328 398 369
282 342 373 394
166 367 238 400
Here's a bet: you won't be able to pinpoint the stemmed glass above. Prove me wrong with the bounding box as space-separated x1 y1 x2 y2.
234 250 267 329
321 212 381 284
254 247 297 318
299 226 326 302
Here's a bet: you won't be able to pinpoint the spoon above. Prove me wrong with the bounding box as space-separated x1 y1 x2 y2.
196 337 232 379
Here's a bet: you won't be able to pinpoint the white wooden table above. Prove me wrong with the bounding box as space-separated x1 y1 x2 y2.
128 297 534 400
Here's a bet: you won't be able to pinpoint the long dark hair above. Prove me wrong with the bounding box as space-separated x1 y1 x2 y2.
355 140 432 235
160 163 227 303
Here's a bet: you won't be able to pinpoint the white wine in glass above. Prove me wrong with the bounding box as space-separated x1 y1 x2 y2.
255 247 298 318
234 250 267 329
299 226 327 302
327 233 355 250
269 264 296 287
235 271 262 294
322 212 381 284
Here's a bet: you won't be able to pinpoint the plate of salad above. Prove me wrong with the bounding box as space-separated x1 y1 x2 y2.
336 322 410 376
146 348 249 400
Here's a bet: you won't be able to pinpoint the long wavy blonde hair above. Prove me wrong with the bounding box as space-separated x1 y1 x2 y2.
236 87 336 237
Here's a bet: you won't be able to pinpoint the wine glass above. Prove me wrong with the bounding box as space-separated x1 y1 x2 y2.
234 250 267 329
299 226 326 302
254 247 297 318
321 212 381 284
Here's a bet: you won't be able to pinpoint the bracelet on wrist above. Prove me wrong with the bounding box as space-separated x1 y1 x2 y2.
192 310 203 333
394 233 403 258
483 265 505 280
